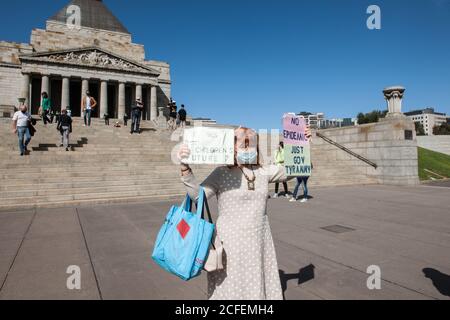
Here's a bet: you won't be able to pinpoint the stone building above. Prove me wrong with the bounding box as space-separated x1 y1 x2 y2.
0 0 171 121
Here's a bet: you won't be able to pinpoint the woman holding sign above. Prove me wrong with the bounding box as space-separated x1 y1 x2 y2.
178 127 311 300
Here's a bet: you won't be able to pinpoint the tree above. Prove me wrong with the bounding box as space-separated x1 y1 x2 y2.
433 123 450 135
415 122 426 136
357 110 387 125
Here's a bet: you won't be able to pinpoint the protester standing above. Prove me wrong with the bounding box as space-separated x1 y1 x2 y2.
273 141 290 198
82 91 97 127
57 108 73 152
11 104 32 156
178 127 312 300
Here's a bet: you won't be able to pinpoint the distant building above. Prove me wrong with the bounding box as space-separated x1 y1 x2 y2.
298 111 357 129
297 112 325 129
404 108 448 135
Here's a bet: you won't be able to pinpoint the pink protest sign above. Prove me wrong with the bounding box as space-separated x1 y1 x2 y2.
283 114 309 146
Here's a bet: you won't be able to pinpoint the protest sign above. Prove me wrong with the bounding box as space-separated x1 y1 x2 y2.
183 127 235 165
283 114 312 177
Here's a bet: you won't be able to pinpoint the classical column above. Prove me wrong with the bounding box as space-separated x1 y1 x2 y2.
21 74 30 105
135 84 143 101
150 85 158 121
118 82 126 121
41 75 50 96
100 80 108 117
61 77 70 110
383 86 405 118
81 79 89 114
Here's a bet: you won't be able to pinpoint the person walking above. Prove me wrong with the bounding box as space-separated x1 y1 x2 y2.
130 98 144 134
57 108 72 152
104 113 110 126
178 126 312 300
40 92 52 125
11 103 32 156
82 91 97 127
273 141 290 198
170 103 178 130
178 104 187 129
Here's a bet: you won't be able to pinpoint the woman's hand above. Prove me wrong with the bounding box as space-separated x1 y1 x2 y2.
177 144 192 174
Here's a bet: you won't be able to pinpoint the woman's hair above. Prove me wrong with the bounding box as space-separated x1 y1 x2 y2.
229 127 262 167
42 92 48 98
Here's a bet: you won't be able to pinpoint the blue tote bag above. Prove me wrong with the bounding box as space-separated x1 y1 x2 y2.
152 187 215 281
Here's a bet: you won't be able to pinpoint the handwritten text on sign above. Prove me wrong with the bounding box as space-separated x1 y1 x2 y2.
183 127 235 165
283 115 309 146
283 115 311 177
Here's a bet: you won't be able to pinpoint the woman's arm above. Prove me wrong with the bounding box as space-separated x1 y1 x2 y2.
179 145 219 202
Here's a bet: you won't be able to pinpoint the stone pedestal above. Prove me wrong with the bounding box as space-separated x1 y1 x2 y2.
383 86 406 119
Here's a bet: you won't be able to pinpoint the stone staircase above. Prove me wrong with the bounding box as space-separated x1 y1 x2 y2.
0 119 378 211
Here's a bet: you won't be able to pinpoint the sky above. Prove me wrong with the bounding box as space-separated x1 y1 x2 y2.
1 0 449 129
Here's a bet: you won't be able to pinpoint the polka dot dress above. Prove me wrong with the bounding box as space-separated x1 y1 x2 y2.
182 165 285 300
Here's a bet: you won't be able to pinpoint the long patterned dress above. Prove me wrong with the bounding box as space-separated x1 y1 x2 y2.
181 164 286 300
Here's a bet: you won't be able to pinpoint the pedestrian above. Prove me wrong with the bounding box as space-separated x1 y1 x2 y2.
130 98 144 134
82 91 97 127
57 108 72 152
40 92 52 125
178 104 187 128
123 113 129 126
290 164 313 203
49 109 55 124
169 102 178 130
104 113 110 126
11 103 32 156
55 110 61 124
178 126 312 300
273 141 290 198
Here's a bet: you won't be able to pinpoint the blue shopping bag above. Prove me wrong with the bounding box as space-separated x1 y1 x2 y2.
152 187 215 281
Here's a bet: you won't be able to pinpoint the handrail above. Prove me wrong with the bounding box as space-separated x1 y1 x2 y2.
316 132 378 169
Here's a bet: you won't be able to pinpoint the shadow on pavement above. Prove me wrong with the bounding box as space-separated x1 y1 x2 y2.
279 264 316 300
423 268 450 297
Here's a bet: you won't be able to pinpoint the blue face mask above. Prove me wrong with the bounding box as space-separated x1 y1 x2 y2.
237 150 258 165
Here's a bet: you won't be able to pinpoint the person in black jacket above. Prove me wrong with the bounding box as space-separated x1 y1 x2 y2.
57 108 73 151
178 105 187 128
130 98 144 134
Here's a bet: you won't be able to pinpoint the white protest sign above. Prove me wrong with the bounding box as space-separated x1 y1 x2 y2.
183 127 235 165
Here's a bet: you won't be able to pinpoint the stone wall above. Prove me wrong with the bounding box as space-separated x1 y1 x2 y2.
0 64 23 109
0 41 33 64
417 135 450 156
31 22 145 61
317 117 419 186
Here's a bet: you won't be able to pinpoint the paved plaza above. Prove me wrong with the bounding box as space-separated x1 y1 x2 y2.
0 183 449 300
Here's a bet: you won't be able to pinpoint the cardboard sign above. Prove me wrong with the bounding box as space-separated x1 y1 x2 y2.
283 114 309 146
284 145 312 176
283 115 312 177
183 127 235 165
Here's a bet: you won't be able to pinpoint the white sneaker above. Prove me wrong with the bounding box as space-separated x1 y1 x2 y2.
289 198 297 202
300 198 308 203
273 193 279 199
285 194 291 199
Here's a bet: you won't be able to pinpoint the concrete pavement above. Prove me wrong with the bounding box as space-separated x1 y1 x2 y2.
0 184 449 300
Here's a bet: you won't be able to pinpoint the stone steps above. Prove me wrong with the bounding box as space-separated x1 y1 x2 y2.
0 120 378 210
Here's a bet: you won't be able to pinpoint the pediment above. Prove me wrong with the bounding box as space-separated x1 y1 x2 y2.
19 47 160 76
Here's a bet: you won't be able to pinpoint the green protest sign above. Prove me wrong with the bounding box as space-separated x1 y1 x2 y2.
284 144 312 177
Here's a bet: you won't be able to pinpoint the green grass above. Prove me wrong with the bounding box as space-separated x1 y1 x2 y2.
418 147 450 181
